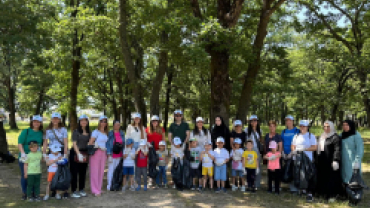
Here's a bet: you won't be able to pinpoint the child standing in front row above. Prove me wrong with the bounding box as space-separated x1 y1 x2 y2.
189 138 203 191
213 137 230 193
44 145 63 200
171 137 185 189
24 141 43 202
264 141 281 194
135 139 149 191
242 140 258 193
230 138 245 192
156 141 169 188
122 138 136 191
200 140 215 192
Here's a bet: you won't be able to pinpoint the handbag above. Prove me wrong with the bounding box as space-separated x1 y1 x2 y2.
74 151 88 163
87 145 97 155
112 133 123 154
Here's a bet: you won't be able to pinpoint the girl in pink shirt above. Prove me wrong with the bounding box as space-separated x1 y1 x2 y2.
264 141 281 194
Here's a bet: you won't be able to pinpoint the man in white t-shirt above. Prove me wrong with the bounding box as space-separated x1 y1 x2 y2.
291 120 317 203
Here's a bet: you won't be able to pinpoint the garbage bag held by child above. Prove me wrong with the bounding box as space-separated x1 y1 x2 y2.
282 159 293 183
110 159 124 191
171 157 183 187
182 150 192 189
51 164 71 191
148 141 159 179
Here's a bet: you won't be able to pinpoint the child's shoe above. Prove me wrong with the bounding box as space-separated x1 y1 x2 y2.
129 185 135 191
155 185 160 189
191 185 196 191
215 187 221 193
21 194 27 200
43 195 49 201
71 191 81 198
136 186 141 191
241 186 246 192
55 194 62 200
164 184 168 189
79 190 87 197
172 184 176 189
222 188 227 193
198 186 202 192
34 197 42 202
232 185 237 191
28 197 35 202
122 186 126 192
144 185 147 191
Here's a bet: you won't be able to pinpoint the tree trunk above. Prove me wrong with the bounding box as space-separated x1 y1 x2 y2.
109 68 119 121
116 69 126 126
331 103 339 122
164 65 174 132
61 113 67 127
119 0 147 126
5 75 17 129
209 48 231 127
0 121 8 154
35 89 44 115
320 105 325 125
359 70 370 127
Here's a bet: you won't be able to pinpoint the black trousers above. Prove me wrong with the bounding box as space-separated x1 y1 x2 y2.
268 169 281 193
69 149 88 192
245 168 256 188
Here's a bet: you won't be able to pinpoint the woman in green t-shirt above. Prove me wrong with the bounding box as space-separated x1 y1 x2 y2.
18 115 44 200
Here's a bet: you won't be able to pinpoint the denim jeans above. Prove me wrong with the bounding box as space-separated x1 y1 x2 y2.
156 166 167 185
19 160 27 195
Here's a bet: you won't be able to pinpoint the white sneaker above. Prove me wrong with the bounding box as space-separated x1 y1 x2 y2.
328 198 336 203
43 195 49 201
55 194 62 200
232 185 237 191
79 190 87 197
71 192 81 198
129 185 135 191
172 184 176 189
241 186 246 192
122 186 126 192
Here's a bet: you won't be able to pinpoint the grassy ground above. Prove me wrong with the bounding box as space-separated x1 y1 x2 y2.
1 122 369 208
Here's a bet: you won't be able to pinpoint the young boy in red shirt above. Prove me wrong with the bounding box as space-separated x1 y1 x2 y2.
135 140 149 191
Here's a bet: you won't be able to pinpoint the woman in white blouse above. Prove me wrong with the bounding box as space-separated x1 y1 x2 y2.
88 115 109 197
190 117 211 151
126 113 147 150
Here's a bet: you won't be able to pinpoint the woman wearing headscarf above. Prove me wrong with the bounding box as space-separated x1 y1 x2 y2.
106 120 125 191
340 120 364 185
316 121 341 202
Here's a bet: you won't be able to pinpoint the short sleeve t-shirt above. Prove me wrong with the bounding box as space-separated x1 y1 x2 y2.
231 149 244 170
281 127 299 154
136 150 148 167
190 130 211 151
146 127 165 150
243 150 257 169
202 150 215 168
230 131 246 148
266 152 281 170
265 133 282 152
123 148 135 167
171 145 185 161
213 148 229 164
18 128 43 157
156 150 168 166
292 132 317 161
169 122 189 143
189 146 202 169
91 130 108 148
25 151 42 175
72 130 90 151
45 127 68 148
112 132 123 158
47 153 61 173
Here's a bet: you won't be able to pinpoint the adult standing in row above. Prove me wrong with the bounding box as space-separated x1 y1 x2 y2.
106 120 125 191
316 121 341 202
281 115 300 193
168 110 190 148
291 120 317 202
146 115 165 150
70 115 90 198
341 120 364 185
190 117 211 151
88 115 109 197
264 121 282 153
245 115 263 189
43 112 69 198
18 115 44 200
126 113 147 150
230 120 246 149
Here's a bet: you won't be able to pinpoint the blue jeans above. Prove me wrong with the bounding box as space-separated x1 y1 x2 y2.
19 160 27 195
156 166 167 185
214 164 227 181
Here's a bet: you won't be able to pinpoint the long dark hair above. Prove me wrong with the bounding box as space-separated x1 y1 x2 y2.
47 120 64 130
247 120 262 137
193 124 208 136
78 119 90 134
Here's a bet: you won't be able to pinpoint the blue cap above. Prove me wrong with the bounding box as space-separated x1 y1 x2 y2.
99 115 108 121
234 120 242 126
79 114 89 121
126 138 134 145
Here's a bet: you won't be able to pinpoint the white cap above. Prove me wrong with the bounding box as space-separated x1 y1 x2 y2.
174 137 182 145
79 114 89 121
234 138 242 144
32 115 43 122
50 145 61 153
151 115 159 121
132 112 141 119
51 112 61 119
216 137 224 143
249 115 258 120
285 115 294 121
99 115 108 121
206 140 212 145
234 120 242 126
196 117 204 122
299 120 309 127
139 139 146 146
174 110 183 115
159 141 166 146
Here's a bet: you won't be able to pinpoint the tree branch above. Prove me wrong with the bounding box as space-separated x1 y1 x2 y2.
189 0 202 19
224 0 245 28
266 0 287 18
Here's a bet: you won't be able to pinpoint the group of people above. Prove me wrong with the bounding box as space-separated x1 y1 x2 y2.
17 110 364 204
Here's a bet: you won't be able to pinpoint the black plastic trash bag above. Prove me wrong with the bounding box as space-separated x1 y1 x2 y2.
110 159 124 191
182 150 192 189
148 142 159 179
293 151 316 190
171 157 183 189
346 168 368 205
282 159 293 183
51 164 71 191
